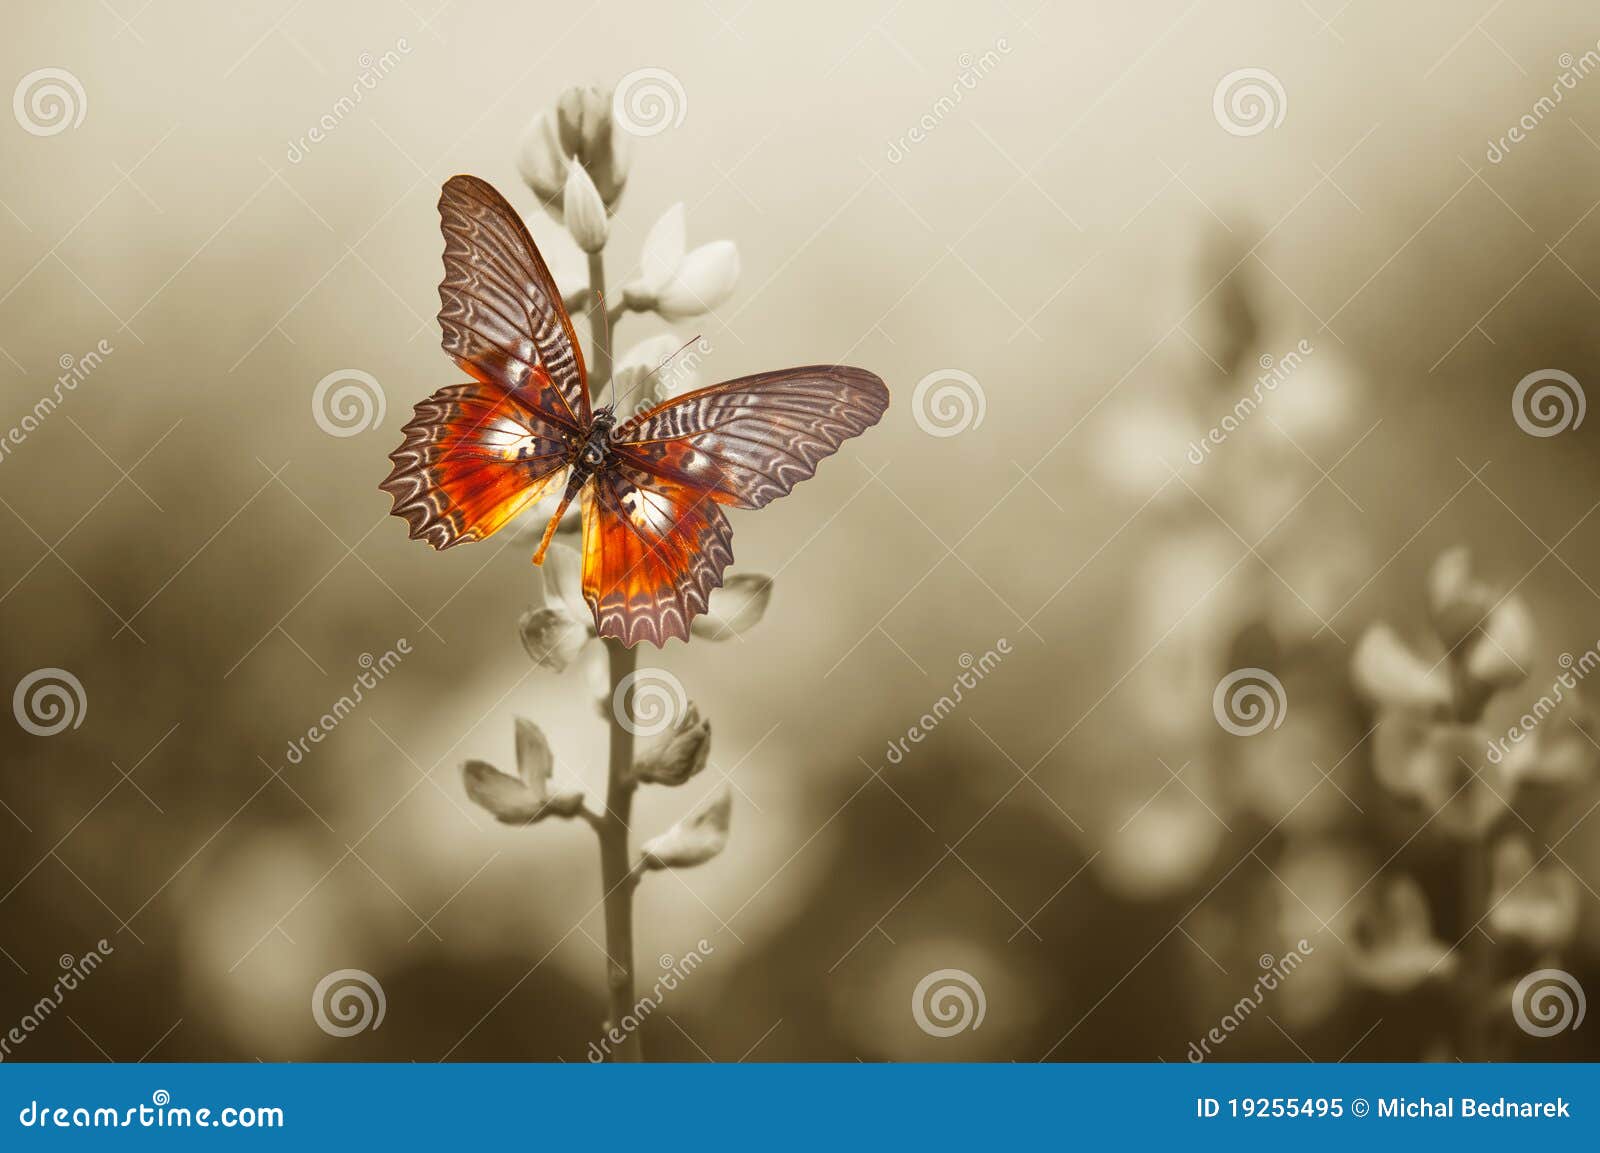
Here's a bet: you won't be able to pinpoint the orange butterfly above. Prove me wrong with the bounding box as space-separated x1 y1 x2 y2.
381 176 890 647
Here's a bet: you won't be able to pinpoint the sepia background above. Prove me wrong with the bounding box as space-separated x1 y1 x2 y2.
2 0 1600 1062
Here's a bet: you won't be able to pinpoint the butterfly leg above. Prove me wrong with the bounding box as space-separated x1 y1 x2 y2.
532 469 586 565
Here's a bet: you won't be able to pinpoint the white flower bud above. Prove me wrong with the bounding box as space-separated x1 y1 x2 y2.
563 162 609 253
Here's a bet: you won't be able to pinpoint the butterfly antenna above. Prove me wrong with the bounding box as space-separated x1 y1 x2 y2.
594 284 613 405
612 334 702 417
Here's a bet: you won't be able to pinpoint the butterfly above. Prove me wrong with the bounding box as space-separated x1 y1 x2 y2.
381 175 890 648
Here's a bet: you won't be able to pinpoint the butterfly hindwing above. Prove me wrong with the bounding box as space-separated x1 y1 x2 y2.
611 366 889 509
382 379 571 549
438 174 590 429
580 463 735 648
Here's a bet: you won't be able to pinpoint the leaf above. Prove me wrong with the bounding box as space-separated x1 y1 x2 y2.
633 703 711 786
690 574 773 641
461 717 584 824
640 785 731 869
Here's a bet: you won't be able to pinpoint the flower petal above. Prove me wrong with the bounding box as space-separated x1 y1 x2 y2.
1351 623 1452 712
656 240 740 320
638 202 686 290
1466 596 1535 690
690 574 773 640
640 785 731 869
462 755 584 824
515 111 568 212
563 162 609 253
518 606 589 673
1427 547 1494 647
542 542 593 630
633 703 711 786
613 333 688 414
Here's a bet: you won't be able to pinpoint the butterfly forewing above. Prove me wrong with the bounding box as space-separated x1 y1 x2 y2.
437 174 590 428
611 366 889 510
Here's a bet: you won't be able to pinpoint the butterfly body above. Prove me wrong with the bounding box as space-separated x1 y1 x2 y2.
382 175 889 647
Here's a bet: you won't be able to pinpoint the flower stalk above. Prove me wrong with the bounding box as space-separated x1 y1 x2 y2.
584 248 642 1060
467 82 750 1062
598 635 642 1061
